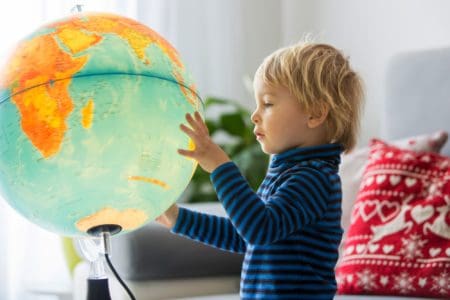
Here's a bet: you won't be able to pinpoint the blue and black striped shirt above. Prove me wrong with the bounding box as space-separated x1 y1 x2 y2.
172 143 343 299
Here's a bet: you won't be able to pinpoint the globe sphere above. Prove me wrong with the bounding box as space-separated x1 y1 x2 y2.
0 12 202 236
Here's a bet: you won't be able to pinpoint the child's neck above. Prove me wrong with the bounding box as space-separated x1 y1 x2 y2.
300 126 330 148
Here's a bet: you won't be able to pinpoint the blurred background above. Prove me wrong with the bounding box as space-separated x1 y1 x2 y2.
0 0 449 299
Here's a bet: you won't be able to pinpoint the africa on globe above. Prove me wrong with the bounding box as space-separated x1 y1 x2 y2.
0 12 202 236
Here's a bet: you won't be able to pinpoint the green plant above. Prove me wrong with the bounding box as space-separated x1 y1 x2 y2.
184 97 269 203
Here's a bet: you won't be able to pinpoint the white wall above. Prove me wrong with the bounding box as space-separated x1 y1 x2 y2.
143 0 282 108
281 0 450 146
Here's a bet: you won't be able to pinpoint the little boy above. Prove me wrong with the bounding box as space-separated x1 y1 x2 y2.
157 42 364 299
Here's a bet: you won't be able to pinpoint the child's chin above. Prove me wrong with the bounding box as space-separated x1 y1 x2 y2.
260 145 275 155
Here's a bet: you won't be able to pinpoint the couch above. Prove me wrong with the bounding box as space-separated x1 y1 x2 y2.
73 46 450 299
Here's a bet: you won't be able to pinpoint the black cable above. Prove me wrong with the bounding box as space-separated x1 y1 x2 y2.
104 253 136 300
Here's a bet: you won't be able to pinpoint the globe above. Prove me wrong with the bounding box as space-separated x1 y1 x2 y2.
0 12 202 236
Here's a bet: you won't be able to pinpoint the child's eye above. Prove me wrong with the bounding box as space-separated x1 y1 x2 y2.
264 102 273 107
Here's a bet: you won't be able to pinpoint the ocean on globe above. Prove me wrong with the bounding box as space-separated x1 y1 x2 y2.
0 12 202 236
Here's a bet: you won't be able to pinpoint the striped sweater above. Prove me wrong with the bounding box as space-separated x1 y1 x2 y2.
172 143 343 299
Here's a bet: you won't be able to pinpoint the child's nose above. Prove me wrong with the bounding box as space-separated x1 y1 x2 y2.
251 110 259 124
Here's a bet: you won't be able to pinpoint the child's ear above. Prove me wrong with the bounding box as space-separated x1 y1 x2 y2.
307 104 329 129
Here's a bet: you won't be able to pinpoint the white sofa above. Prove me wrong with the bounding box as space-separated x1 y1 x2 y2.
73 46 450 300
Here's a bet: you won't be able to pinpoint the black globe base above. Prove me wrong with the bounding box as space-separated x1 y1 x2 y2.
87 278 112 300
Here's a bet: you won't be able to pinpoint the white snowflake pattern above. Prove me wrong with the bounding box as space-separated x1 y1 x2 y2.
393 272 416 294
335 274 344 285
398 233 427 260
371 151 383 161
400 152 416 162
437 159 449 170
425 179 446 199
356 269 378 291
431 271 450 295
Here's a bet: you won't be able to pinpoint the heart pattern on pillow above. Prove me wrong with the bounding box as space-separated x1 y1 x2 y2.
410 205 434 224
336 139 450 298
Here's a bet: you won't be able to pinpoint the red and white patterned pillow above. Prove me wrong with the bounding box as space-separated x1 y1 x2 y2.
340 130 448 233
336 139 450 298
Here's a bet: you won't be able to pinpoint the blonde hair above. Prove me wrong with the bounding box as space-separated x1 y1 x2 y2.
255 42 364 153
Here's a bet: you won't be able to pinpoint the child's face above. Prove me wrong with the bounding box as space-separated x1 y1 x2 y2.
251 75 315 154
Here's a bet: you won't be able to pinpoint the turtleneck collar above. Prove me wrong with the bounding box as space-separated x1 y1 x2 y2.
269 143 343 170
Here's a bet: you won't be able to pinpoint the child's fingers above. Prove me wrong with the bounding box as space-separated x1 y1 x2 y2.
179 123 197 139
185 112 208 135
194 112 209 134
177 148 196 158
185 113 203 132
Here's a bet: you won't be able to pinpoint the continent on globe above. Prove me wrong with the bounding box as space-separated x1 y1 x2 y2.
0 12 202 236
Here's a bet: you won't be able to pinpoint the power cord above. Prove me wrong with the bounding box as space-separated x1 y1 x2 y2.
104 253 136 300
92 225 137 300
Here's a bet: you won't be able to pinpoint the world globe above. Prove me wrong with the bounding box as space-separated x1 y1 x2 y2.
0 12 202 236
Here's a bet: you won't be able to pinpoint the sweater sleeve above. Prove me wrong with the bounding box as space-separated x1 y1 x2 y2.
210 161 330 245
171 207 247 253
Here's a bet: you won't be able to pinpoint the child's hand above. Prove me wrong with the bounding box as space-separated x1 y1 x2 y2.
155 204 179 229
178 112 230 173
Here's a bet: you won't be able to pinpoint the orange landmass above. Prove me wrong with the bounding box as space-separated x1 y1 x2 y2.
53 13 184 69
76 207 148 232
57 27 102 55
187 139 198 177
128 175 170 190
188 138 195 151
81 99 94 129
173 70 199 108
2 35 87 158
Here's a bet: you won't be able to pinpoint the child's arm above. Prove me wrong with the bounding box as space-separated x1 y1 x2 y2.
156 204 247 253
210 161 331 245
178 112 331 245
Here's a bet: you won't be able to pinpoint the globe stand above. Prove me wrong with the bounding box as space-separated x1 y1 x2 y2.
76 224 123 300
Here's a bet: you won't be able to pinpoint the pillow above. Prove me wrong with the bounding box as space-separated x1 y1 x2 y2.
336 139 450 298
340 130 448 233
